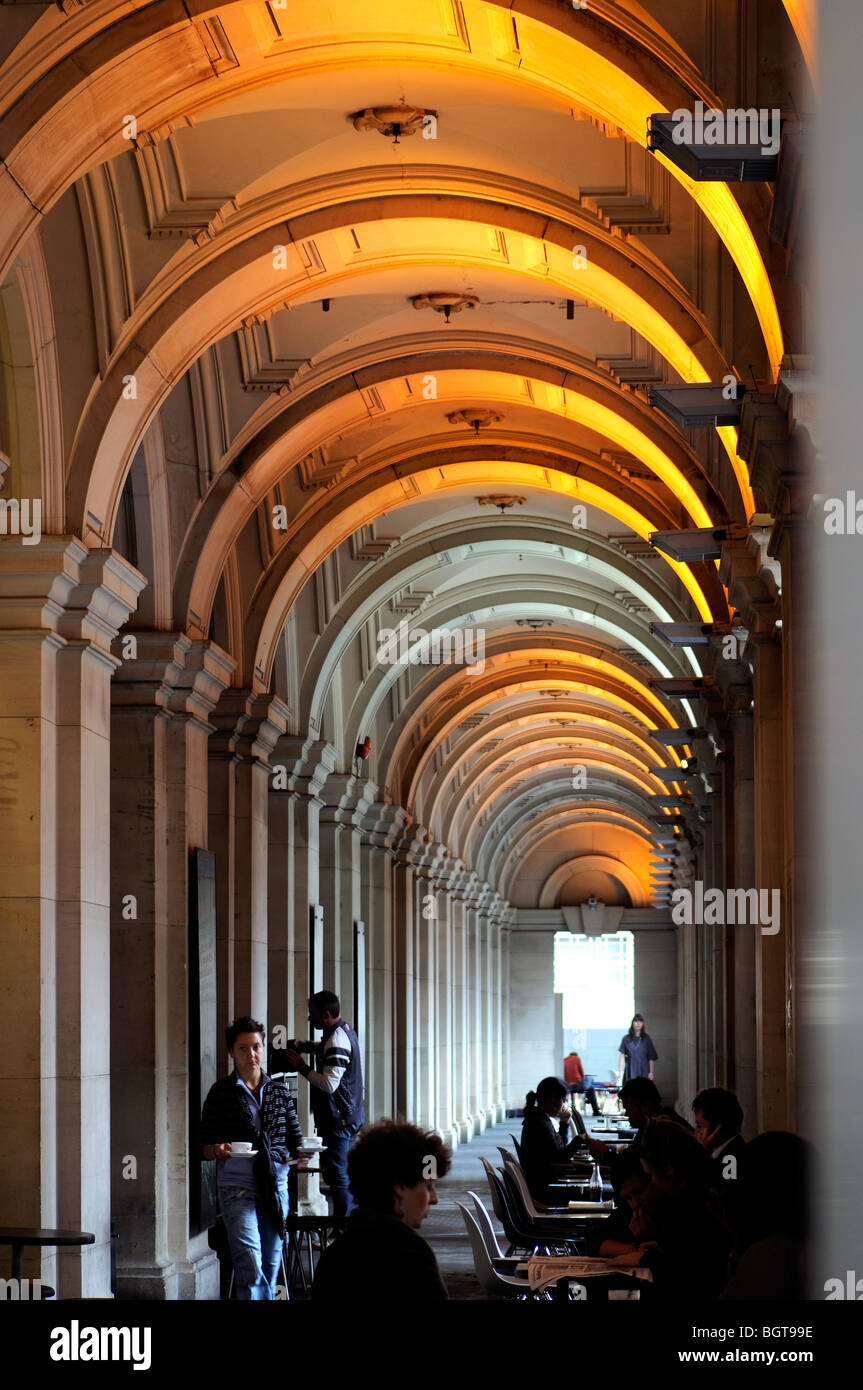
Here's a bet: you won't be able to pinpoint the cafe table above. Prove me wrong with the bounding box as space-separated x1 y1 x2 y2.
0 1227 95 1280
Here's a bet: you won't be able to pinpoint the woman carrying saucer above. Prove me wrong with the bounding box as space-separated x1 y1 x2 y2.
201 1016 303 1299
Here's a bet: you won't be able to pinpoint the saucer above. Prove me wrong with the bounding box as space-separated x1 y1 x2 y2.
228 1148 258 1156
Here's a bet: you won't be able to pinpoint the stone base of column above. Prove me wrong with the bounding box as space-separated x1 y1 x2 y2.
441 1126 460 1152
469 1110 486 1135
297 1171 329 1216
115 1262 179 1301
175 1252 220 1302
455 1117 473 1143
116 1249 219 1301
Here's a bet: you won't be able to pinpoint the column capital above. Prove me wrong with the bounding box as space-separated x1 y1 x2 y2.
319 774 377 827
0 537 146 663
110 633 235 729
720 537 781 640
360 801 409 849
433 854 462 892
210 689 290 764
271 735 337 798
463 872 483 909
393 821 431 868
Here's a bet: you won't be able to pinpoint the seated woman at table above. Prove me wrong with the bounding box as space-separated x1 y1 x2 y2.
312 1120 451 1302
200 1016 303 1300
520 1077 588 1206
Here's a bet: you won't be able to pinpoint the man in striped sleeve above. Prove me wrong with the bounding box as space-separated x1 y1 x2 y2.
286 989 365 1219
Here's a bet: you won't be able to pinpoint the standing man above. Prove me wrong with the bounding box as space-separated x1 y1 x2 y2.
285 990 364 1219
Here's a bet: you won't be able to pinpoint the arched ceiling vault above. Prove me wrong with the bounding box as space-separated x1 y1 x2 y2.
0 0 800 911
210 457 726 691
295 517 706 733
71 200 752 544
0 0 784 377
424 716 685 838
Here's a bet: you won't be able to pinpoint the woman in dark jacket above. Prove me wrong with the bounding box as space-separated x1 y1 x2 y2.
312 1120 451 1302
618 1014 658 1083
520 1076 585 1204
200 1016 303 1300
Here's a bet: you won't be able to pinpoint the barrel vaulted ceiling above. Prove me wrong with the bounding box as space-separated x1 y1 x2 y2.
0 0 807 910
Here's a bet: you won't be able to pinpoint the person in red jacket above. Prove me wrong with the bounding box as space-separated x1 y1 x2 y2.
563 1050 600 1116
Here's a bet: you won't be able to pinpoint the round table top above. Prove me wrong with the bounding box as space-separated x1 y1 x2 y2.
0 1228 95 1246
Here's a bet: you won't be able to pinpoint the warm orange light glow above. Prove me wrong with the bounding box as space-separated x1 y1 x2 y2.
242 458 718 689
782 0 816 79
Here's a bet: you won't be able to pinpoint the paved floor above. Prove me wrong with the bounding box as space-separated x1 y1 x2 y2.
422 1119 518 1299
423 1110 627 1299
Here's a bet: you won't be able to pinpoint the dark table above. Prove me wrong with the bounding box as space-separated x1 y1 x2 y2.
0 1227 95 1279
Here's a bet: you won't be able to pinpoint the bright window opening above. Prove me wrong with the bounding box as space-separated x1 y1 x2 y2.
554 931 635 1086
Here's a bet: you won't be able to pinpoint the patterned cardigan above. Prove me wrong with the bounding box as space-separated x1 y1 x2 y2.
200 1073 303 1162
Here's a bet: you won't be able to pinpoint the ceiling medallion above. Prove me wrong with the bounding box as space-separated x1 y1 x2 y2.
476 494 526 513
351 105 438 145
447 409 503 434
411 293 480 323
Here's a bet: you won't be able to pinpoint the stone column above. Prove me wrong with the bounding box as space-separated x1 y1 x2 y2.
433 858 457 1147
267 737 335 1129
739 392 814 1130
208 691 289 1028
491 910 509 1120
318 775 375 1017
723 531 788 1129
0 539 144 1297
465 876 484 1133
727 710 757 1131
110 634 233 1298
392 825 427 1123
449 870 471 1141
476 890 492 1130
359 803 406 1123
482 895 501 1123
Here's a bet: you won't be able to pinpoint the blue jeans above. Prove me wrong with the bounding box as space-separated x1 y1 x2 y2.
320 1126 359 1219
220 1184 288 1300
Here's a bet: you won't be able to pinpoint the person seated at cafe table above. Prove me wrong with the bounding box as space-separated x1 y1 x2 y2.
583 1077 691 1166
607 1119 731 1300
584 1149 654 1258
718 1132 809 1301
311 1120 451 1303
692 1086 746 1180
520 1077 588 1205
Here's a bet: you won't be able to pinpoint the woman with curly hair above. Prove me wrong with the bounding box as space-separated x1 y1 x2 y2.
312 1120 452 1301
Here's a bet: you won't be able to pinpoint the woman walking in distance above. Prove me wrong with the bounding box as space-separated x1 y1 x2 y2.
618 1014 658 1085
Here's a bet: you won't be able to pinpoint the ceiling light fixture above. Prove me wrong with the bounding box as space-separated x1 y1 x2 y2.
448 409 503 435
411 293 479 323
351 105 438 146
476 494 525 514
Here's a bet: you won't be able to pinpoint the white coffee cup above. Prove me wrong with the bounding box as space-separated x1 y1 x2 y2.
230 1141 253 1154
